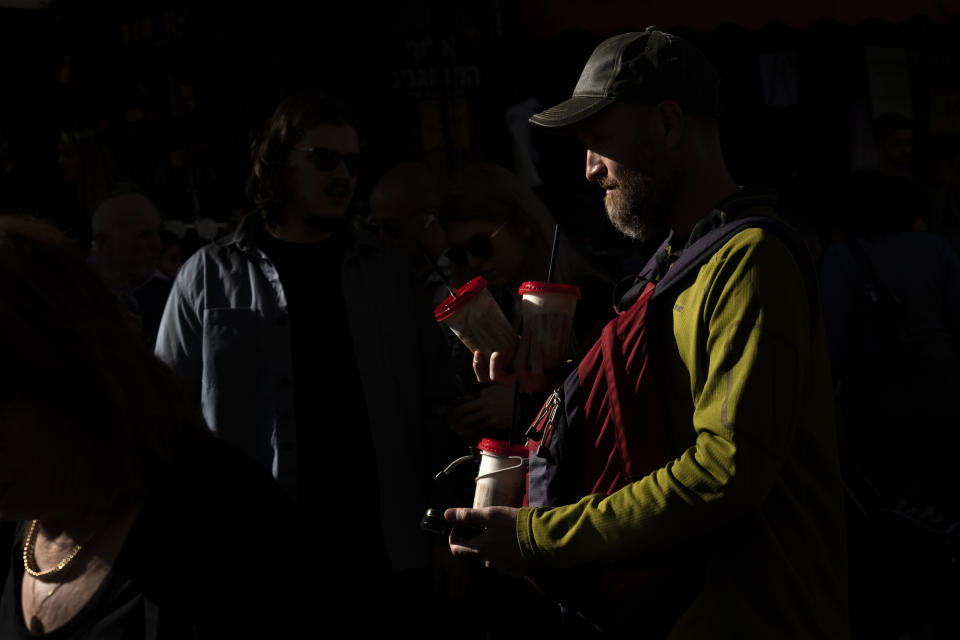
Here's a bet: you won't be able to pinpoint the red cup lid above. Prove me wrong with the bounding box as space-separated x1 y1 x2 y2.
477 437 529 458
434 276 489 322
518 281 582 299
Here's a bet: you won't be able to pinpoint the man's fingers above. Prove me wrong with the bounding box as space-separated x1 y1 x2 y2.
448 539 482 560
444 507 485 526
489 351 517 383
446 509 486 559
473 351 491 383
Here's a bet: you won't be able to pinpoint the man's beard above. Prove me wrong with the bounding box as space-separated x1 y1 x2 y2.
602 165 681 242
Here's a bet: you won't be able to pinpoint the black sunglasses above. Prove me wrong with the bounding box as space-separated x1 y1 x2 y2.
292 146 362 176
445 218 509 266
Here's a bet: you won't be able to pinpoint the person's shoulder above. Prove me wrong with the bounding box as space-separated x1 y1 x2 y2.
715 221 801 267
696 222 815 304
174 231 256 287
176 241 216 272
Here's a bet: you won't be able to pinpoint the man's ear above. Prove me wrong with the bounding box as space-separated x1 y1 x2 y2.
656 100 685 150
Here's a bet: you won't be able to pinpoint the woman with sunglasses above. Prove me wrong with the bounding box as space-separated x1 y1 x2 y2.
438 161 615 438
435 162 615 640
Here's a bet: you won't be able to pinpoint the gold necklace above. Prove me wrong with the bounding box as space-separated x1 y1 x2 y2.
22 519 86 579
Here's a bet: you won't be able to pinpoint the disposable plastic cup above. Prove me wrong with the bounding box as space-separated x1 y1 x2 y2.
518 281 582 372
473 438 529 508
434 276 518 357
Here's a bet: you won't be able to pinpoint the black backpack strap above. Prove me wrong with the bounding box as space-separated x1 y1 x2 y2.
654 186 781 293
613 231 674 312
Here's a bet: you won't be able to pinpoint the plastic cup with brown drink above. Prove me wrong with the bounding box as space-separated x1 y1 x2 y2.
518 281 582 374
434 276 519 359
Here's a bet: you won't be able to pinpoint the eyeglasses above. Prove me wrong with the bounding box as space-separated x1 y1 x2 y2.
445 218 510 266
291 146 362 176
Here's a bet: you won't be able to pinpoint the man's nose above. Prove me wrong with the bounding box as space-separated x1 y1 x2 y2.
330 158 352 178
585 150 605 182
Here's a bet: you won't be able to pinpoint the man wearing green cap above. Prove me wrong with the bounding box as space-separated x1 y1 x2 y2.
444 27 849 638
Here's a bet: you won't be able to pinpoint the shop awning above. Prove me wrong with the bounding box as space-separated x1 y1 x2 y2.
522 0 960 37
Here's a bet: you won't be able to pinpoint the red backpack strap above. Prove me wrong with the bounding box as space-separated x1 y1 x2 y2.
601 282 672 485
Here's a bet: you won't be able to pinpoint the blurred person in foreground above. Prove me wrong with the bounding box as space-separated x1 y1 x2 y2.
444 28 849 639
0 215 306 638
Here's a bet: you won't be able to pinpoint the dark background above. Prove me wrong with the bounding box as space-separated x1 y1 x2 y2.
2 0 960 270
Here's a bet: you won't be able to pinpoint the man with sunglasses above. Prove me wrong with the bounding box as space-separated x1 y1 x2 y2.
442 28 849 638
155 91 458 633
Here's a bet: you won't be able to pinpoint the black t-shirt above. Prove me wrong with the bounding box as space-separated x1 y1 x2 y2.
257 228 389 574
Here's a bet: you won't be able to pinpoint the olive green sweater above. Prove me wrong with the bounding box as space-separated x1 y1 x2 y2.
516 223 850 638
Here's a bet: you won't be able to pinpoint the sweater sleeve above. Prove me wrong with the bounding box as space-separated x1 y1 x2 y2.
516 229 813 569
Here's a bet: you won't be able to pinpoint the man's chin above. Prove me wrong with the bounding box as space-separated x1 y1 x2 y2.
607 210 647 242
606 204 669 243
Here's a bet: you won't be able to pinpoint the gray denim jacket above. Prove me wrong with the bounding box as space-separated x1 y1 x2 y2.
155 213 457 571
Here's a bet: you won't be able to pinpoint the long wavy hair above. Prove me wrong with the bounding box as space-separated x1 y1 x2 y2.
0 215 208 516
245 91 364 227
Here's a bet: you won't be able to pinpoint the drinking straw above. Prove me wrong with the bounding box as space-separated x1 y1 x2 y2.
416 241 457 298
546 222 560 283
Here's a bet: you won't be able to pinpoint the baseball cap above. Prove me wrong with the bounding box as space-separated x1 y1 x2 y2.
529 27 723 130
